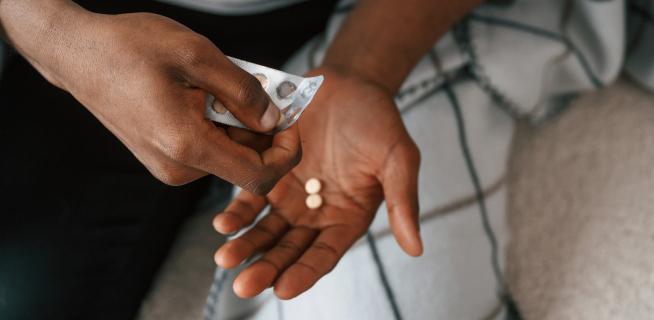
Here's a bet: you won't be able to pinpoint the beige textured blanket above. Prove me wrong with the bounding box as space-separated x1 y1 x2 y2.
508 79 654 319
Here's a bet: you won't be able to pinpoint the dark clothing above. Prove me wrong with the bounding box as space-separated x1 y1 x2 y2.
0 1 336 319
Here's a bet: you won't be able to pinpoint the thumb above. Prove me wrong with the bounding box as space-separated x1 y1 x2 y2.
379 140 423 256
186 50 280 132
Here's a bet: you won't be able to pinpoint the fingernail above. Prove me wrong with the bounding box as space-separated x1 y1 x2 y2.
212 99 228 114
260 101 281 131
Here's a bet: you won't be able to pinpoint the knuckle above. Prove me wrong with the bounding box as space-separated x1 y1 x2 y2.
253 224 277 240
259 258 281 271
157 134 196 164
239 154 294 195
277 241 301 255
151 163 193 186
245 180 275 196
312 242 340 261
241 173 277 196
234 74 266 109
175 35 211 69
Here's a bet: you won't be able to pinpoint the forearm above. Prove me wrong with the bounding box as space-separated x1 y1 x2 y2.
0 0 93 87
322 0 482 93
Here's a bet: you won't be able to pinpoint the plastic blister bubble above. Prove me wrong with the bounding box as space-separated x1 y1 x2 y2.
205 57 324 132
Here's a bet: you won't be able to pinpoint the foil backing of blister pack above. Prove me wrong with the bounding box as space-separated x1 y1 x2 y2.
205 57 323 132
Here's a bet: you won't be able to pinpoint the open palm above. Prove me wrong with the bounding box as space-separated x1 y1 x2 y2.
213 67 422 299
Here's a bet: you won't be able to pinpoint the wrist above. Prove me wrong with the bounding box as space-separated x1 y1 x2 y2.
0 0 96 88
314 61 401 98
321 49 413 95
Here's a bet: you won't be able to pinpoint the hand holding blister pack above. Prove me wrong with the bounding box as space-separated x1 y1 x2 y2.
205 57 324 132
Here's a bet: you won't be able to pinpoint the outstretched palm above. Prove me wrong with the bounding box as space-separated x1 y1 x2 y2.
213 67 422 299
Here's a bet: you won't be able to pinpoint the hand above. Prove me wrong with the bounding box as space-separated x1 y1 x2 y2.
14 7 300 193
213 66 422 299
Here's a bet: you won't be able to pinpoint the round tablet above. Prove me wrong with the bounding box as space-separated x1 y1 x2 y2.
304 178 322 194
305 194 323 210
277 81 297 99
253 73 269 90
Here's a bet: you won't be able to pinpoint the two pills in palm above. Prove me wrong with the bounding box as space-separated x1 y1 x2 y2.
304 178 323 210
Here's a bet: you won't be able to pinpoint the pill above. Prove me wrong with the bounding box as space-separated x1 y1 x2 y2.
212 99 228 114
305 194 323 209
277 81 297 99
253 73 269 89
277 113 287 128
305 178 322 194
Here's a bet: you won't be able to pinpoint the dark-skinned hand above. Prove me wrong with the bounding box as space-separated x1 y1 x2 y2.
213 66 422 299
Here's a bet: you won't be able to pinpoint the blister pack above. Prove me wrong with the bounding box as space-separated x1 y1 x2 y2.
205 57 324 132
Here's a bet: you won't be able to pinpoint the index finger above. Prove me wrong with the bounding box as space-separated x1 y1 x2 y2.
189 121 300 195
